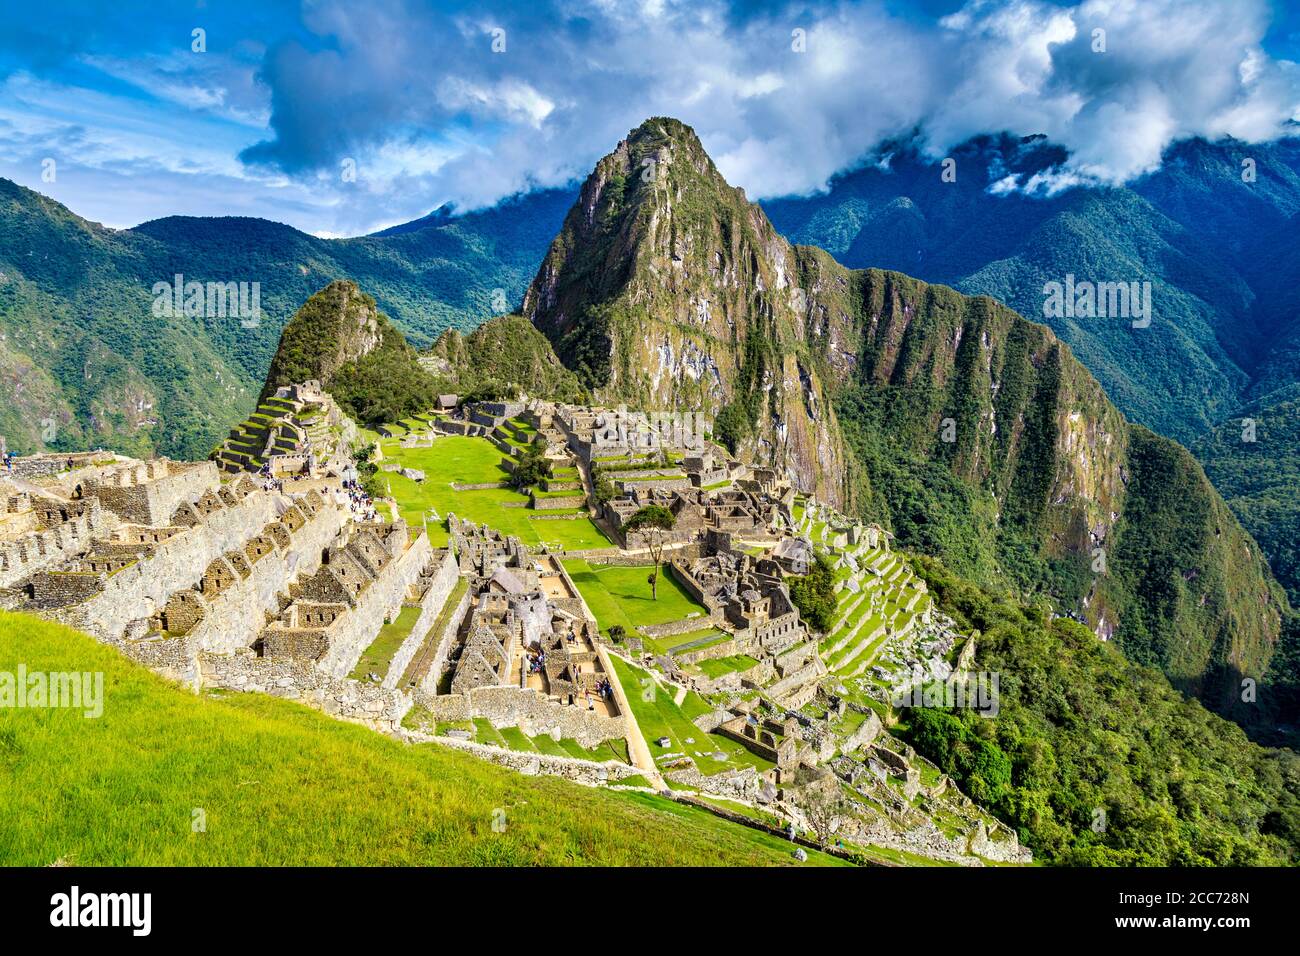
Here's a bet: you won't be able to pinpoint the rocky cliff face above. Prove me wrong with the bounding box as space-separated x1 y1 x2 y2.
524 117 1292 724
819 267 1285 708
523 117 848 505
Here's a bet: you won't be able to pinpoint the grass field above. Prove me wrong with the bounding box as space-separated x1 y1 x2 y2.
606 654 775 778
561 559 708 637
0 612 842 866
378 436 610 551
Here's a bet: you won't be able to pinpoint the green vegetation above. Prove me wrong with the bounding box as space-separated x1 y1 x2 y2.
560 559 708 637
894 557 1300 866
350 606 422 682
788 551 838 632
462 721 632 765
694 654 760 679
0 612 835 866
263 280 437 425
424 313 587 404
1195 397 1300 610
506 438 548 492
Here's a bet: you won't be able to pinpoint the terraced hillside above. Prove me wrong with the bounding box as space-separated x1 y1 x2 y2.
212 383 355 475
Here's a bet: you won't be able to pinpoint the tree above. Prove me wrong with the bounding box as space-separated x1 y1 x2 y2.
802 783 848 848
622 504 676 599
590 462 615 506
788 551 837 632
508 440 548 492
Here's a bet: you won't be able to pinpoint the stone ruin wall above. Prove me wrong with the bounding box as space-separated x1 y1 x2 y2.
200 652 412 732
419 734 643 786
84 460 219 526
0 499 108 589
420 580 474 695
314 530 435 679
382 546 459 690
177 499 348 656
415 684 626 749
50 488 281 643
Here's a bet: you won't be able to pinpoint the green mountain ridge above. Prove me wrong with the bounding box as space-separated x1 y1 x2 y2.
424 313 587 404
0 177 563 460
261 279 436 426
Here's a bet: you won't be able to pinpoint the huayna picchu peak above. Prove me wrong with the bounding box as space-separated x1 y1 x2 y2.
524 117 851 508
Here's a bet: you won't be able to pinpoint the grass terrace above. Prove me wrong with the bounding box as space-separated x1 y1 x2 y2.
693 654 761 679
378 435 611 551
350 605 423 682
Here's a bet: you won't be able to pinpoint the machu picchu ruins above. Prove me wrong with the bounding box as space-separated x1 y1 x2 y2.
0 381 1033 866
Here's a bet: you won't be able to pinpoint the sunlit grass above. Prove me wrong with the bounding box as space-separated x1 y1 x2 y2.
0 612 836 866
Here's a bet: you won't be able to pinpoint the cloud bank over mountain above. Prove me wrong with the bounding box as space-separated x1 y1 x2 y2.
0 0 1296 233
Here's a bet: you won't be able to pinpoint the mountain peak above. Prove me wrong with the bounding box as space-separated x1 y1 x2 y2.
522 114 848 503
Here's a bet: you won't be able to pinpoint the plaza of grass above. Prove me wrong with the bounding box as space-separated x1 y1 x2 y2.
370 431 612 550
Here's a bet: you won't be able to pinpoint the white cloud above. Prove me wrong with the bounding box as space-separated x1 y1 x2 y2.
243 0 1297 220
3 0 1298 235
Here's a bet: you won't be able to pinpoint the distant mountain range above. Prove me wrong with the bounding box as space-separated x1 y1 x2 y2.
0 178 568 461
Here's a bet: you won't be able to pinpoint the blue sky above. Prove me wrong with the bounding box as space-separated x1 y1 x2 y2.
0 0 1296 236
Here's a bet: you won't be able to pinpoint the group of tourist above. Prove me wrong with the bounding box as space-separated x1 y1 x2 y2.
340 477 379 522
583 678 615 712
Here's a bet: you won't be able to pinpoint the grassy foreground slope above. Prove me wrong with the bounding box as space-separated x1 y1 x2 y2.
0 612 838 866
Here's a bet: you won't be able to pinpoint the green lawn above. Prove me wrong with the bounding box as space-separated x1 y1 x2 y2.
350 605 423 682
606 655 775 778
0 612 838 866
378 436 610 550
561 559 708 637
694 654 760 679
